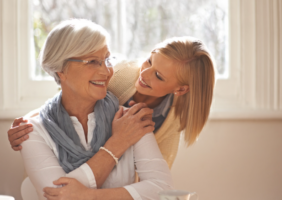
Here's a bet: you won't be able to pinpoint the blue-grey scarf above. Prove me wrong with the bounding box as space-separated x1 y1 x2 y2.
40 91 119 173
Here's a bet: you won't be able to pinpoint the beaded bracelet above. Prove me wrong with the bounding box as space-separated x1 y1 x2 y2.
99 147 118 165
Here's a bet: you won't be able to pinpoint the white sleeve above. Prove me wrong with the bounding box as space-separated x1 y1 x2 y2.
20 124 97 198
123 133 174 200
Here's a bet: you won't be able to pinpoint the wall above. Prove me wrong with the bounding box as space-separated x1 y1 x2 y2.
1 119 282 200
0 120 25 200
171 119 282 200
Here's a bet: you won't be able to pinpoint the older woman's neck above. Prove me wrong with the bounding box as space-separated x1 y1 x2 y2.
133 92 166 109
61 91 96 123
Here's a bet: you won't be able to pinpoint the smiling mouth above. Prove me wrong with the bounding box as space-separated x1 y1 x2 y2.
90 81 106 86
139 77 151 88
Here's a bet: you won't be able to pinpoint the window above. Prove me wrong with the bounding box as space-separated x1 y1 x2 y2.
0 0 281 119
31 0 228 79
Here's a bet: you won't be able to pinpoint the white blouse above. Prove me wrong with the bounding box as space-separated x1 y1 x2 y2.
21 112 173 200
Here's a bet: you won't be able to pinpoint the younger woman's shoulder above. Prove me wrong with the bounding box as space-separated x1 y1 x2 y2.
110 59 140 87
113 60 140 72
108 60 140 105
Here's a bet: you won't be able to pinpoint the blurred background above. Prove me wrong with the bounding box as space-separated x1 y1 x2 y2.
0 0 281 199
31 0 228 78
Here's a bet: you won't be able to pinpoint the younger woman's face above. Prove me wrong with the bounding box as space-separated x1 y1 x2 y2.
135 52 182 97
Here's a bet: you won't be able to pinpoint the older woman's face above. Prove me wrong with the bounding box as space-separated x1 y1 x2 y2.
135 52 182 97
59 45 113 103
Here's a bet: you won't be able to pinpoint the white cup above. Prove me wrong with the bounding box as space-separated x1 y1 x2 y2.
158 190 198 200
0 195 15 200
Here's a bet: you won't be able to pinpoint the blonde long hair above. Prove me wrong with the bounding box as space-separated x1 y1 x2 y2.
154 36 215 146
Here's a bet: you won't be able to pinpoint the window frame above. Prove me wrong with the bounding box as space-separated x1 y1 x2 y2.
210 0 282 119
0 0 281 119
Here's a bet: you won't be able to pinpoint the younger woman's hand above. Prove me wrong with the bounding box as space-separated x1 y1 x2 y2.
43 178 93 200
7 117 33 151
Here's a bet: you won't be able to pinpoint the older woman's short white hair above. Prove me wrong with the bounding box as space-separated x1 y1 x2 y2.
39 19 109 84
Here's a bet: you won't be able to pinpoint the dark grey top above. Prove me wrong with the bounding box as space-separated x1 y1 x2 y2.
123 93 173 132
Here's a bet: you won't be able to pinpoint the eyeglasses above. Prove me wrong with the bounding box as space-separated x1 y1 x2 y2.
66 57 116 68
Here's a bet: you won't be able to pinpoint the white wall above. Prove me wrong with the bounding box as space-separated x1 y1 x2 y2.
1 119 281 200
0 120 25 200
171 119 282 200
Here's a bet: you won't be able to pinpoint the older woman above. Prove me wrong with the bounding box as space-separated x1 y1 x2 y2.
18 19 173 200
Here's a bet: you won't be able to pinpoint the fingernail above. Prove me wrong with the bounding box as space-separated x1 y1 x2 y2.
24 135 29 139
28 127 33 131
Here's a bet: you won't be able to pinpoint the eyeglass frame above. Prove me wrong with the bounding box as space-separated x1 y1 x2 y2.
66 57 116 68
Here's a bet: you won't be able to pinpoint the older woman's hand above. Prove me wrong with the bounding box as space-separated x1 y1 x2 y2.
7 117 33 151
111 103 155 150
124 100 152 121
43 178 93 200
